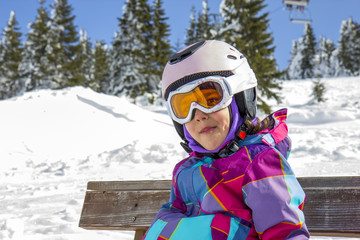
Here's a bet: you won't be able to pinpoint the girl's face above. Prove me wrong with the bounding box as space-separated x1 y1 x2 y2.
185 107 230 151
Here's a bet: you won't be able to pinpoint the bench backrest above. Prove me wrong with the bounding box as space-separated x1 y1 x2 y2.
79 176 360 237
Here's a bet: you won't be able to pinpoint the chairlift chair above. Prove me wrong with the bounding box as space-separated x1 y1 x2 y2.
283 0 312 24
290 18 311 24
283 0 309 7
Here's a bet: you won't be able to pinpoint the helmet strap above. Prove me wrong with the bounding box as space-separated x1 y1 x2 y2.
236 117 249 141
172 120 193 153
180 141 193 153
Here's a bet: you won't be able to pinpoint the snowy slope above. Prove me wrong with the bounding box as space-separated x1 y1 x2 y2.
0 76 359 239
273 77 360 177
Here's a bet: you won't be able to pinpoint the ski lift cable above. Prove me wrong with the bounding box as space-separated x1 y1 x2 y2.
263 3 284 34
269 5 283 14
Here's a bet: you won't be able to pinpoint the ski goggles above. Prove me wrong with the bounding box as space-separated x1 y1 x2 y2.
166 77 233 124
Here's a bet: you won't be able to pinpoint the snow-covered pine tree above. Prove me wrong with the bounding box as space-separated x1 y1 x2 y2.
92 41 109 93
107 31 122 95
185 1 216 46
323 39 336 75
336 17 360 76
196 1 214 41
299 23 316 79
18 0 52 91
108 0 139 98
108 0 152 100
46 0 82 88
0 35 4 87
311 78 326 103
148 0 172 101
314 36 335 78
185 6 197 46
0 11 23 99
219 0 281 113
287 40 303 79
77 29 92 88
131 0 156 101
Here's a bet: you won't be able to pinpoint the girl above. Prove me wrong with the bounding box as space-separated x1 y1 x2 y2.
144 40 309 239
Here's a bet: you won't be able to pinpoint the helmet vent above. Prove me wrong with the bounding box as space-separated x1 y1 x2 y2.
170 51 192 64
169 41 206 65
227 55 237 60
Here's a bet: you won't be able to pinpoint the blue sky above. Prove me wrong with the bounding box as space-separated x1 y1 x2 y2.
1 0 359 71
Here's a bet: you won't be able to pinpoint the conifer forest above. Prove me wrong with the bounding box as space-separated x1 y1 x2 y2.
0 0 359 112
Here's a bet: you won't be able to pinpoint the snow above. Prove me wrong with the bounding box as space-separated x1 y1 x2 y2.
0 76 359 239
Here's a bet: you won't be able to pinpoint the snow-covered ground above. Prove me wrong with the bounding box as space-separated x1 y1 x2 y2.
0 76 359 239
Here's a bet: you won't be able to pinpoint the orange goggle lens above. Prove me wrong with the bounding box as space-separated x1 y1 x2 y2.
170 82 224 119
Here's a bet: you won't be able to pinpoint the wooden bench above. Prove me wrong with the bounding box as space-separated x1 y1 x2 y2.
79 176 360 239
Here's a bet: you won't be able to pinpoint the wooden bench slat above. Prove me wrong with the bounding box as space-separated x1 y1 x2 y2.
87 180 172 191
79 176 360 237
298 176 360 189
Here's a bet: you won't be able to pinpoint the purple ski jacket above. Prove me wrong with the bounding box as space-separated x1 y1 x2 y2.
144 109 309 239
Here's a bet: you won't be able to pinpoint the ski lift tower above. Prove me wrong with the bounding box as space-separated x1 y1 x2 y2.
283 0 311 24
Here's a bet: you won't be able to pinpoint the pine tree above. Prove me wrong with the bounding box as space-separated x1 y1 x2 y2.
196 1 214 41
92 41 110 93
323 38 336 76
77 29 92 88
311 78 326 103
108 0 139 97
149 0 172 100
287 40 302 79
0 11 23 99
299 23 316 79
337 17 360 76
314 36 335 77
131 0 154 101
107 32 123 95
185 6 197 46
18 0 51 91
0 37 4 82
185 2 216 46
46 0 82 88
108 0 152 100
219 0 281 113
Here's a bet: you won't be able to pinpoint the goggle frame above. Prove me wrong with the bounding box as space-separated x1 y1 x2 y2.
166 76 233 124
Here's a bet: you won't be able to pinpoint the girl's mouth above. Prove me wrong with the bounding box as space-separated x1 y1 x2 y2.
200 126 216 134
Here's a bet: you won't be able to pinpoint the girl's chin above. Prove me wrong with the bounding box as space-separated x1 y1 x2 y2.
201 140 223 151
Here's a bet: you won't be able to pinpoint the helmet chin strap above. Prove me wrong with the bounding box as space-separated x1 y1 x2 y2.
180 139 193 154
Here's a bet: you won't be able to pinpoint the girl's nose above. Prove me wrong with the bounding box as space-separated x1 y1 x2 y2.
194 109 208 121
